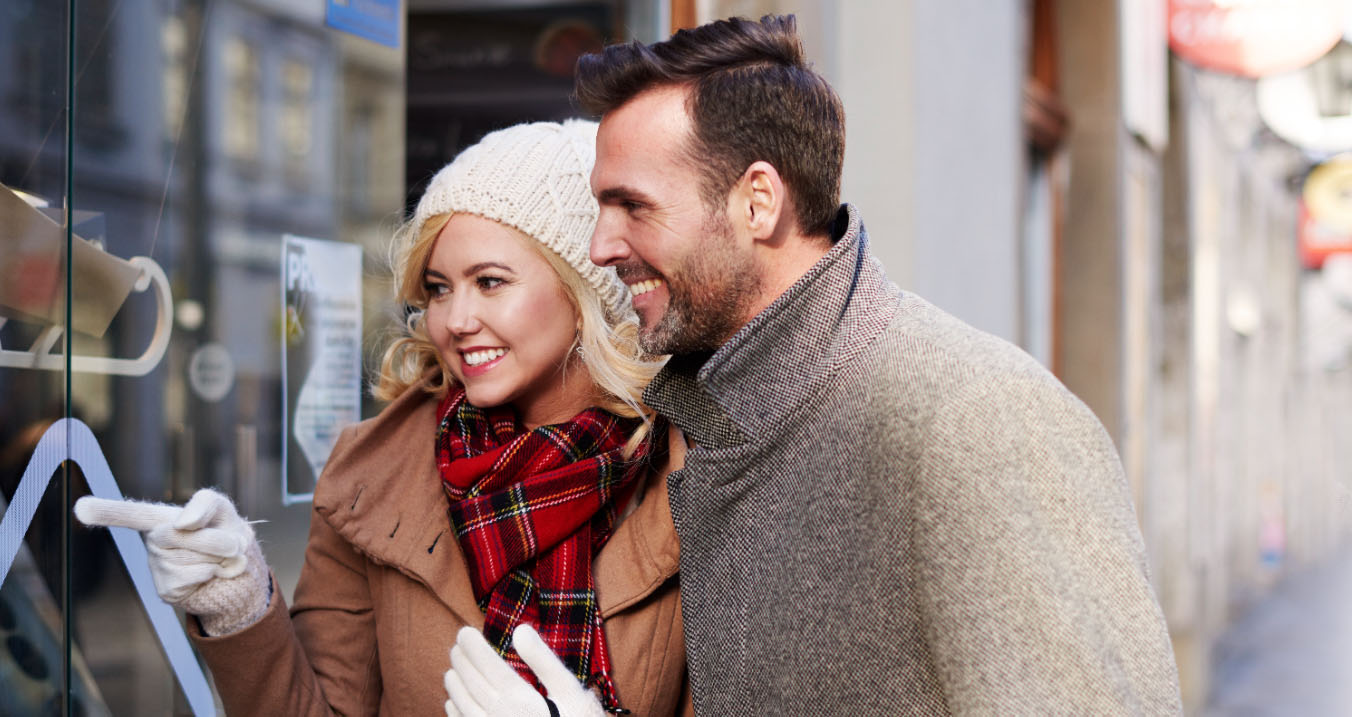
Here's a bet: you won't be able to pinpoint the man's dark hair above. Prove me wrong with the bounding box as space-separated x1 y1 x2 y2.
575 15 845 238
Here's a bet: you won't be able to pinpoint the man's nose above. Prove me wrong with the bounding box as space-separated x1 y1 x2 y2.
589 211 630 268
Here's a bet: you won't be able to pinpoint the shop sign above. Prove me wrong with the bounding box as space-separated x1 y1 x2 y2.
1299 156 1352 268
326 0 400 48
1168 0 1344 77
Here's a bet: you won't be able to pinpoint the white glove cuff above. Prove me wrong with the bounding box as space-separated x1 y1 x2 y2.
195 540 272 636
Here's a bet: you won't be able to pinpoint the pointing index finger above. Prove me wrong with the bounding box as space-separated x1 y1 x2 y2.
74 496 179 532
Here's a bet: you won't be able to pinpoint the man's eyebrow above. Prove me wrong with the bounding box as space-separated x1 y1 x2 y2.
596 185 655 205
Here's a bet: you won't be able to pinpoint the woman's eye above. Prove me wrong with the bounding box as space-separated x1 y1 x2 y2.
477 276 505 290
424 282 449 298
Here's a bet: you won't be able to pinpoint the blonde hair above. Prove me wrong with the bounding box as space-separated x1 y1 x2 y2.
375 212 665 452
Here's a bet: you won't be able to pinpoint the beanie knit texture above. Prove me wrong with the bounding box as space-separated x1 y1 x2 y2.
410 120 630 320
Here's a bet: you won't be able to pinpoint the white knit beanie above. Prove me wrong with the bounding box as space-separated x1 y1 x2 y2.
409 120 630 321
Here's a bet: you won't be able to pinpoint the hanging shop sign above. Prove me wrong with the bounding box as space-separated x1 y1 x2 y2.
1168 0 1344 77
1299 157 1352 269
1256 42 1352 154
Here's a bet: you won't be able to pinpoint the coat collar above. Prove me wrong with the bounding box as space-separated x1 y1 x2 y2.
642 204 896 449
595 422 685 616
313 382 681 626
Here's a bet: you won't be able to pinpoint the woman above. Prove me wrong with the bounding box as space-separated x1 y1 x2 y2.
75 120 689 716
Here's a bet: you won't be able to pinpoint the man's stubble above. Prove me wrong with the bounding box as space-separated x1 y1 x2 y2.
638 211 765 356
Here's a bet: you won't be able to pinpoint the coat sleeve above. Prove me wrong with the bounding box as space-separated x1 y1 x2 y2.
188 505 381 715
908 371 1182 715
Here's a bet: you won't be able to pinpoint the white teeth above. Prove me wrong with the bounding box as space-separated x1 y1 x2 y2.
463 348 507 366
629 279 663 297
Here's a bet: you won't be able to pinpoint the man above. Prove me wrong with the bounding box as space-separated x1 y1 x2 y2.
576 14 1182 715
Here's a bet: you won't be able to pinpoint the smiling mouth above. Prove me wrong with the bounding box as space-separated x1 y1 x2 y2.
628 279 664 297
462 348 507 366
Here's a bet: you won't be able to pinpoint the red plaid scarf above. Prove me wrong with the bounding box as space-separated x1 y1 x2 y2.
436 386 650 713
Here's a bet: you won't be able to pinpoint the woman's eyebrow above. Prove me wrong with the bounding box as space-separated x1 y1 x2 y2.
464 261 514 276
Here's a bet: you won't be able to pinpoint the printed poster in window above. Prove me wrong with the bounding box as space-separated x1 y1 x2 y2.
282 235 362 504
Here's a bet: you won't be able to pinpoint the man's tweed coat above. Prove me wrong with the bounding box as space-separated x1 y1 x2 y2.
644 205 1182 715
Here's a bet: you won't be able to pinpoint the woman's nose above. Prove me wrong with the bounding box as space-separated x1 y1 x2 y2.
443 297 482 336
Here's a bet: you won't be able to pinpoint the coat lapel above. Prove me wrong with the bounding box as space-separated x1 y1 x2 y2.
313 384 485 628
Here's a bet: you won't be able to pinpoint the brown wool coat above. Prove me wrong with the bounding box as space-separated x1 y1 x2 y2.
190 383 691 716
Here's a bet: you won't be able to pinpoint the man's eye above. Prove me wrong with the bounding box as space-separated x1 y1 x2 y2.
623 200 642 212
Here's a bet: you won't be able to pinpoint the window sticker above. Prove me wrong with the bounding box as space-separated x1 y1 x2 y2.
281 235 363 505
187 342 235 403
0 419 214 717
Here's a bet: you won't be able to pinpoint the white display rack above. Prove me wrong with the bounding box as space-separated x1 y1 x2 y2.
0 254 172 376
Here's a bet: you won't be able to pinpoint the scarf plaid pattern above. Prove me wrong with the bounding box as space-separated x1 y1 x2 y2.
436 387 648 713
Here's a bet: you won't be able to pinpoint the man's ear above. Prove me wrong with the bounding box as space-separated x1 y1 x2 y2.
735 161 785 242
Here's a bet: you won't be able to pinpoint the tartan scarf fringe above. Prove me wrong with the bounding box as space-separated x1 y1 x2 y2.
436 387 649 713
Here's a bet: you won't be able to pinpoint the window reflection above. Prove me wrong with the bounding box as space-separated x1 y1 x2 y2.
223 36 260 165
281 59 313 180
162 15 188 141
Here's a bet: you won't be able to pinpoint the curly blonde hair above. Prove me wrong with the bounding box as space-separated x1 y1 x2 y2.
374 212 665 451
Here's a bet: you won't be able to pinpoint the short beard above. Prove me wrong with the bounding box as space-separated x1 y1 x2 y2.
639 211 764 356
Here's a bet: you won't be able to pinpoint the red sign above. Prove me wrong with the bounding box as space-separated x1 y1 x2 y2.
1299 201 1352 269
1168 0 1344 77
1300 157 1352 269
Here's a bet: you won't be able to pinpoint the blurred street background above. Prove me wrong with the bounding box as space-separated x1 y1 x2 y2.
3 0 1352 713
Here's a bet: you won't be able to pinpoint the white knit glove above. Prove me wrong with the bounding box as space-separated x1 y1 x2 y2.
444 624 607 717
74 488 271 636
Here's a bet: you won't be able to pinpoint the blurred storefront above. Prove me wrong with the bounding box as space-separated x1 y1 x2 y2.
0 1 667 713
6 0 1352 714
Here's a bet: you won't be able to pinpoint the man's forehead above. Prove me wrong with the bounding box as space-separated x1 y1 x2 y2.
594 87 693 193
597 85 692 148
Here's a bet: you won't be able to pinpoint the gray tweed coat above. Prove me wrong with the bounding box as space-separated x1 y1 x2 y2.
644 205 1182 715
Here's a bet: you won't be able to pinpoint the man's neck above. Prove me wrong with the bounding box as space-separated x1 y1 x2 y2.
739 232 833 331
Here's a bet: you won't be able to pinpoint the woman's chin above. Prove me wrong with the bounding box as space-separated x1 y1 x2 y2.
462 386 510 411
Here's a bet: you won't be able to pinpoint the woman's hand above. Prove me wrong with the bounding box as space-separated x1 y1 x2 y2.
444 624 607 717
74 488 270 636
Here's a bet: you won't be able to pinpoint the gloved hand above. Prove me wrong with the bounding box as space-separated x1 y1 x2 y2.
74 488 271 636
444 624 607 717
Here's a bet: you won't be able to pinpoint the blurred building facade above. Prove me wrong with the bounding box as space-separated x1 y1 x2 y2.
3 0 1351 712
